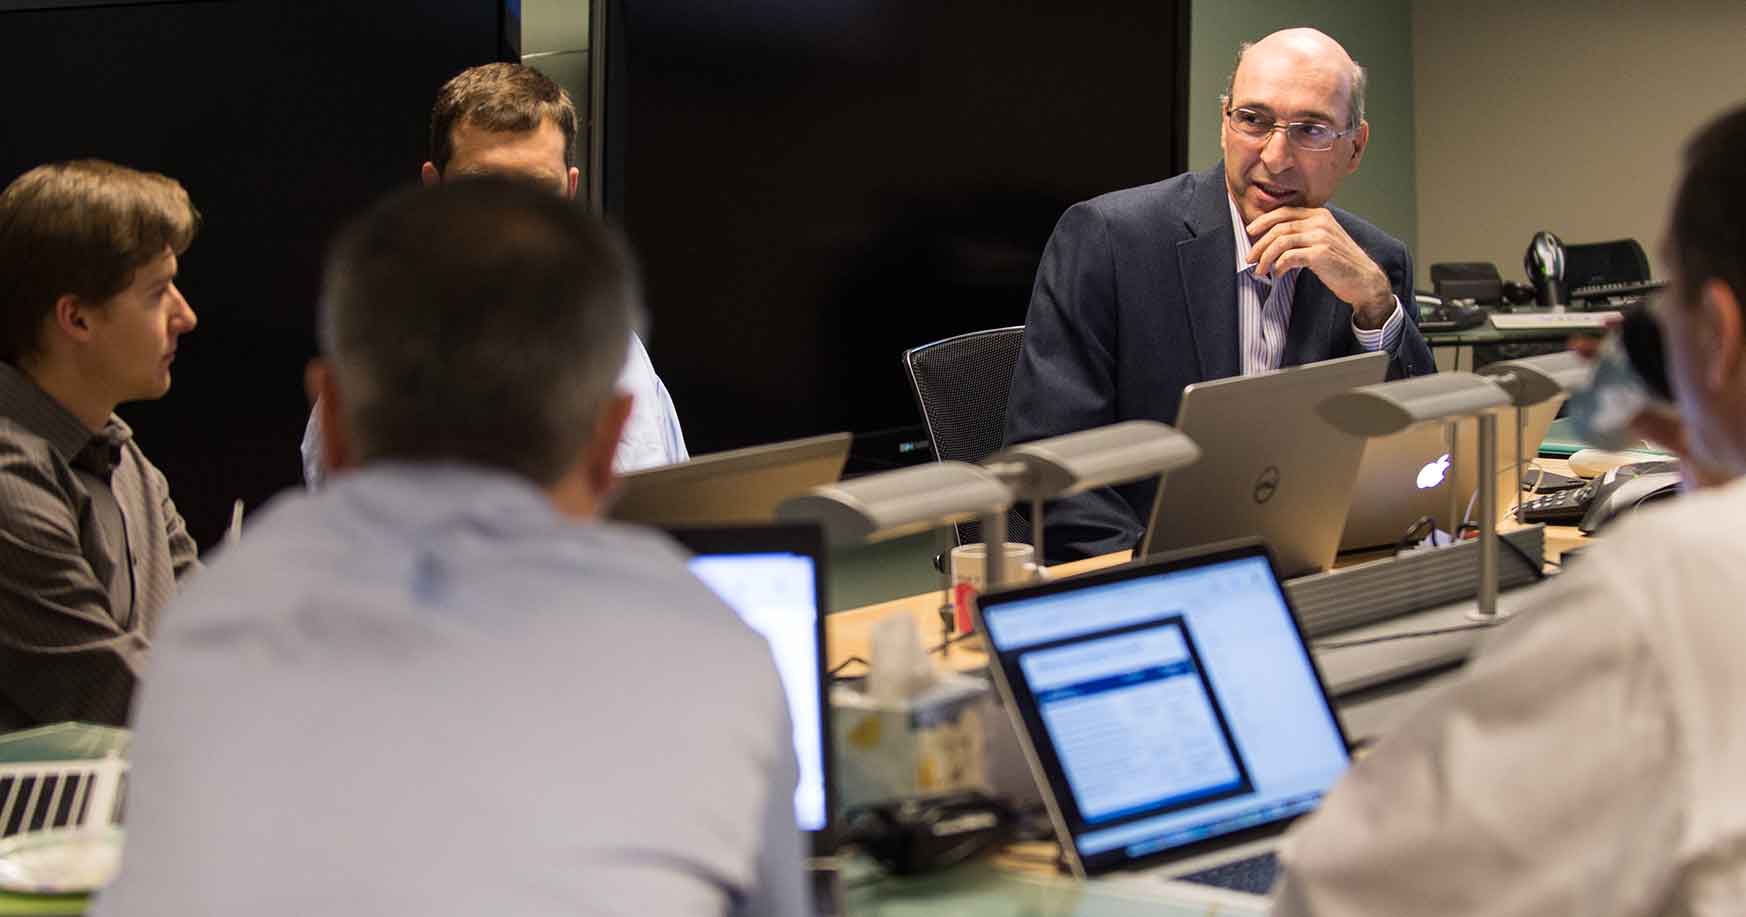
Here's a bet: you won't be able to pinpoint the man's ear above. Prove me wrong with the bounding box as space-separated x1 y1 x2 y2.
52 293 96 343
585 392 634 496
1346 120 1370 174
305 358 358 474
420 162 442 187
1701 278 1745 393
564 166 580 201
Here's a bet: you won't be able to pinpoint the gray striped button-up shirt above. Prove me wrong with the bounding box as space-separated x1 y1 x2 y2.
1228 195 1402 374
0 362 200 729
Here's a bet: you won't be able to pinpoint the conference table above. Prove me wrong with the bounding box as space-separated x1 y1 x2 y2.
0 464 1592 916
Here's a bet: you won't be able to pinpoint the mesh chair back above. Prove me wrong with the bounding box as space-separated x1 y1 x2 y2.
1564 238 1651 288
902 326 1031 547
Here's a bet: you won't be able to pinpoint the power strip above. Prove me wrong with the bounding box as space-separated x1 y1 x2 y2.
1285 526 1547 638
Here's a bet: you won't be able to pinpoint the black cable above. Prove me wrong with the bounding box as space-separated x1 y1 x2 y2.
828 656 869 680
1393 515 1439 555
928 630 975 655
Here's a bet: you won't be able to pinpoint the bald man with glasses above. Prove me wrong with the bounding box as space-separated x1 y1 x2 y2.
1005 27 1435 563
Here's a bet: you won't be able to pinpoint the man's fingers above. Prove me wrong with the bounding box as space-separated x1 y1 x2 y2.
1245 206 1316 239
1252 231 1303 276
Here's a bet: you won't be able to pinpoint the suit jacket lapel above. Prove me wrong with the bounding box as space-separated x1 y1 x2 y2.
1176 167 1239 381
1281 269 1342 367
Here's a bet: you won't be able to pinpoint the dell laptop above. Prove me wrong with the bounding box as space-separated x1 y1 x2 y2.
665 523 836 854
1141 351 1388 577
976 539 1350 902
612 432 851 527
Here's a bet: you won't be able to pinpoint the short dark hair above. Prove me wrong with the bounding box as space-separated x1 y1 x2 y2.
1669 103 1746 309
319 177 639 485
429 62 578 173
0 160 198 364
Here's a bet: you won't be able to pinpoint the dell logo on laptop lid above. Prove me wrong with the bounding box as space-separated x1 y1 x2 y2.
1416 454 1452 490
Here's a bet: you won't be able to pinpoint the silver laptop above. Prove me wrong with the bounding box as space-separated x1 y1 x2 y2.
976 540 1350 900
1141 352 1388 577
1338 398 1565 552
609 432 851 527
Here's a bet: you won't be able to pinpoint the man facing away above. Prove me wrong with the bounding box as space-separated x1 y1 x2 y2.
1005 28 1435 562
1272 102 1746 917
300 61 687 487
0 160 201 728
98 179 806 916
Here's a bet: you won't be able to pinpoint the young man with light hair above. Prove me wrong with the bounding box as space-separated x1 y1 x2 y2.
0 160 201 728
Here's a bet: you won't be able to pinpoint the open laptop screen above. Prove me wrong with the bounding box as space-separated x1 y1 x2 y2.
978 543 1349 875
669 525 832 843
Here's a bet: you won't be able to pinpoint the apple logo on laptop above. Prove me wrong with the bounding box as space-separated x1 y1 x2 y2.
1417 454 1452 490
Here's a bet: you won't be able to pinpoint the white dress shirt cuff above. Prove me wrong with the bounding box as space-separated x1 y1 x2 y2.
1352 296 1405 353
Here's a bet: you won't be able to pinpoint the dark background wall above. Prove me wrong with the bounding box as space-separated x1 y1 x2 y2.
0 0 1187 546
0 0 505 549
600 0 1190 471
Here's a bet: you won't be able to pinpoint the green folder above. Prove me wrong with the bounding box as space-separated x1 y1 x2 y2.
1538 417 1671 459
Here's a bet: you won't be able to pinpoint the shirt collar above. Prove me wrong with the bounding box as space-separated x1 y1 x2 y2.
0 362 131 467
1227 194 1298 286
323 462 574 539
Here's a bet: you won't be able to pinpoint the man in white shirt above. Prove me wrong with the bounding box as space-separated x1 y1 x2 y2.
301 62 686 487
1272 101 1746 917
98 178 806 916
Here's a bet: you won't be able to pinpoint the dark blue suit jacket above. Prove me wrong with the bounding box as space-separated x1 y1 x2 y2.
1004 165 1436 562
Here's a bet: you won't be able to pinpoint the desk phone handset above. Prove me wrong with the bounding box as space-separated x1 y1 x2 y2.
1520 461 1681 532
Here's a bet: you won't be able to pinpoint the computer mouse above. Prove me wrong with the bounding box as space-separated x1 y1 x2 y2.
1568 448 1671 478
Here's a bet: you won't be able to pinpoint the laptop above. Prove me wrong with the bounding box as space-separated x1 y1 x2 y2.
1338 397 1566 552
975 539 1350 900
1140 352 1388 577
665 523 836 854
611 432 851 527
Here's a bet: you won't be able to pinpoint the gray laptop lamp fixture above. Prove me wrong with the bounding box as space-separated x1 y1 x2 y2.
777 461 1018 580
983 421 1202 564
1319 373 1513 620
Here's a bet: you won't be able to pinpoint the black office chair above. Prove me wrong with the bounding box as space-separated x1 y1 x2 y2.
1563 238 1651 291
901 326 1032 548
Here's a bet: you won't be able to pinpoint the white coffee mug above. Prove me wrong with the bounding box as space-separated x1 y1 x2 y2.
949 542 1038 632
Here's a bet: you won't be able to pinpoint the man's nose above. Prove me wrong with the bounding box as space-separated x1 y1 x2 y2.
1259 127 1296 171
172 284 197 332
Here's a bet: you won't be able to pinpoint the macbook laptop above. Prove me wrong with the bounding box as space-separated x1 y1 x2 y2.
665 523 836 854
1338 397 1566 552
612 432 851 527
1140 352 1388 576
976 539 1349 900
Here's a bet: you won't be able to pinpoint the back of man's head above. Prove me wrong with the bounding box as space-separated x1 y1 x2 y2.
429 62 577 172
0 160 198 364
319 177 637 485
1670 103 1746 306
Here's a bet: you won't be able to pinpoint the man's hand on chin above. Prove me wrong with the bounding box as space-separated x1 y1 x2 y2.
1245 206 1395 328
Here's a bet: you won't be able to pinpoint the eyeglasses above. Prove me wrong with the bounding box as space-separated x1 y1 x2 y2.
1225 107 1355 152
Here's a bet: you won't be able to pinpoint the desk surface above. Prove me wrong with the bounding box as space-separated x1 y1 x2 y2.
1424 322 1605 345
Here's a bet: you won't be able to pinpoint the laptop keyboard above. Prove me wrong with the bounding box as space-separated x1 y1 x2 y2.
1177 851 1279 895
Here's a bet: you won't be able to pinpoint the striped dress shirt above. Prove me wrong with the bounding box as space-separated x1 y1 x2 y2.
1228 195 1403 374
